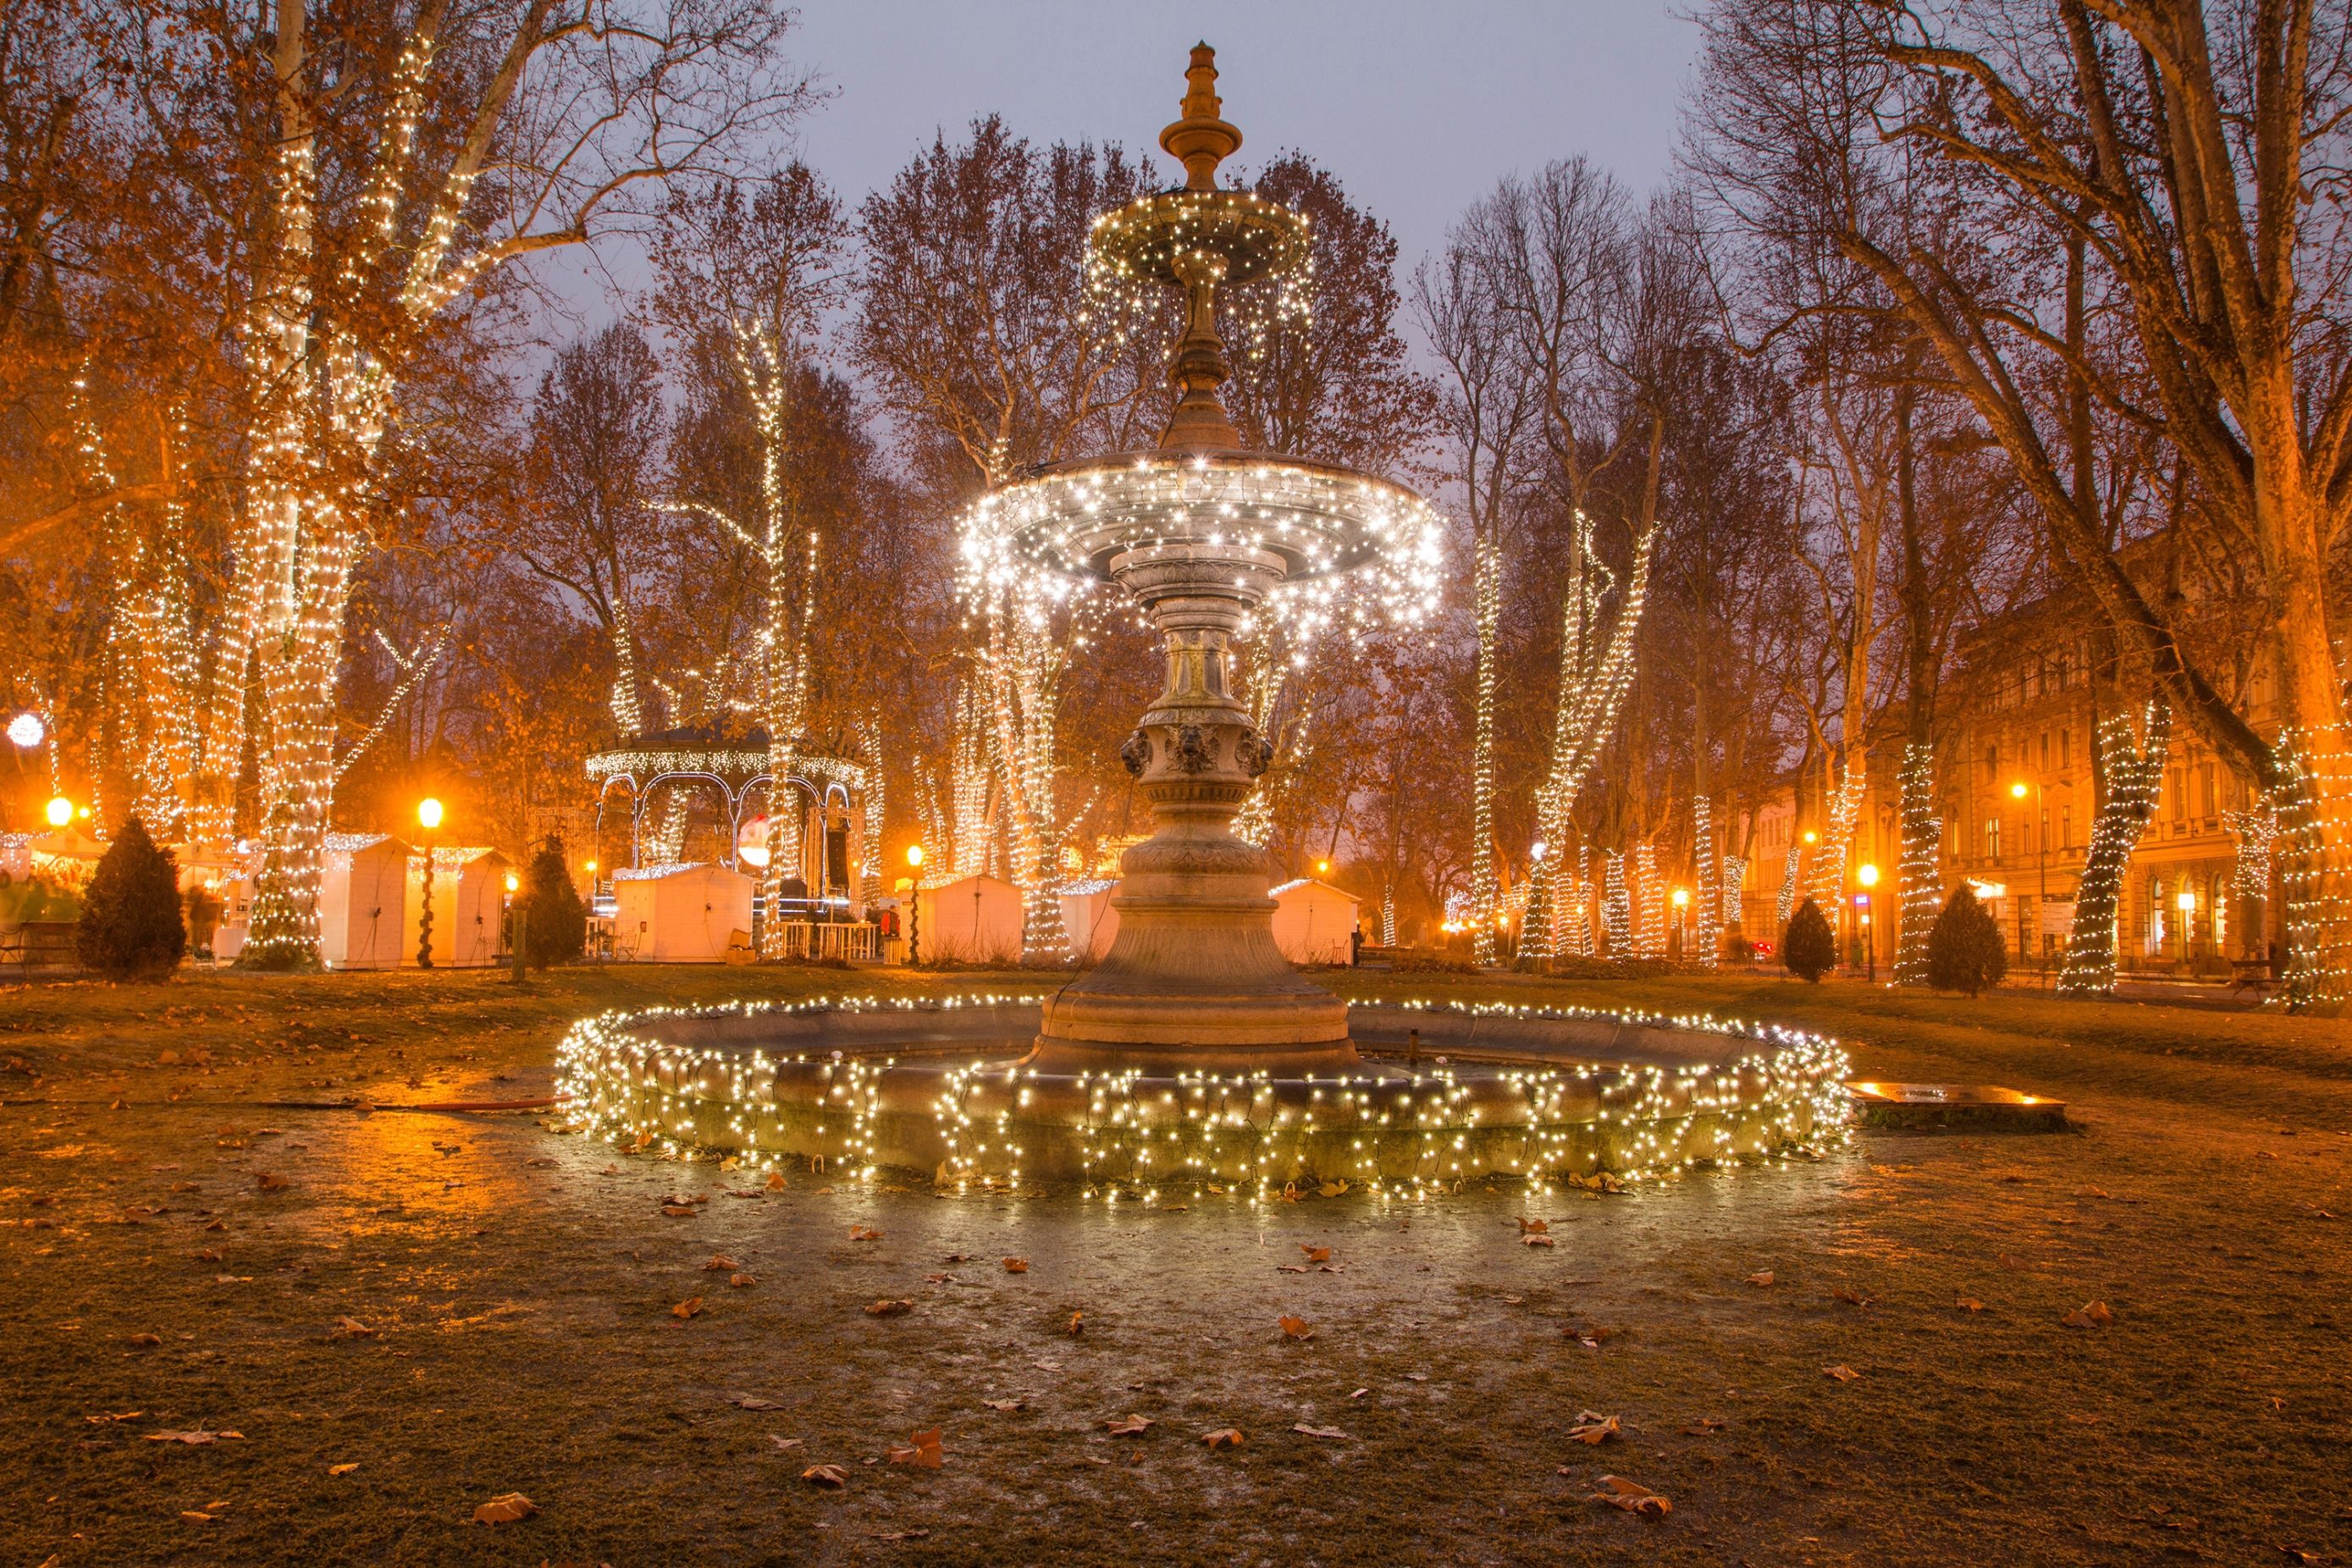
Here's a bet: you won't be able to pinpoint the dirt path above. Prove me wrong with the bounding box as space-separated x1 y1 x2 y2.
2 967 2346 1565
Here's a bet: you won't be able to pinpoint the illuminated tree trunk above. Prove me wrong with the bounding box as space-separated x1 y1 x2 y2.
1692 794 1720 968
1470 535 1502 965
2059 702 2168 997
1893 741 1941 987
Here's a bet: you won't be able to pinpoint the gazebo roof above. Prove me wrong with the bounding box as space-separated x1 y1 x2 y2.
585 724 868 793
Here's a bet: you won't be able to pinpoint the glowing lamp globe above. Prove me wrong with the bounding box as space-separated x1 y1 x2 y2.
45 795 74 828
906 843 925 870
417 798 444 831
6 711 42 748
1858 864 1880 888
505 872 521 894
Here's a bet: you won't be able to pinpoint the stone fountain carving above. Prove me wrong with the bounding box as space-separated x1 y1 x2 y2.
960 46 1443 1074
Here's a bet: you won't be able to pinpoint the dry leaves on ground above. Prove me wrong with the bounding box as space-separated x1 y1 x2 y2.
864 1299 913 1317
1293 1423 1349 1440
253 1172 286 1191
726 1394 783 1410
1517 1217 1549 1235
1106 1415 1154 1437
886 1427 944 1467
1524 1234 1557 1248
1682 1417 1727 1435
1831 1288 1872 1307
129 1333 161 1347
333 1316 375 1339
1566 1411 1621 1444
1278 1314 1316 1341
2062 1300 2115 1328
181 1510 214 1524
1746 1270 1775 1287
328 1462 359 1476
803 1464 848 1488
1589 1475 1670 1517
1300 1245 1331 1262
672 1296 704 1321
1202 1428 1245 1449
471 1493 535 1525
1002 1257 1029 1273
848 1225 883 1242
765 1172 786 1191
1956 1296 1986 1312
704 1255 739 1272
730 1273 756 1288
1824 1364 1860 1382
1065 1311 1084 1335
982 1398 1027 1412
146 1429 242 1444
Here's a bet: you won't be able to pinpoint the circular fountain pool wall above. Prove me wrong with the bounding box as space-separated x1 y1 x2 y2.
556 995 1850 1192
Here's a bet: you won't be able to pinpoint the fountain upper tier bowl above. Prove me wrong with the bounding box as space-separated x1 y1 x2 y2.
556 993 1851 1191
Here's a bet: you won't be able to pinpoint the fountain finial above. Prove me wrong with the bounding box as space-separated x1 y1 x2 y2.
1161 42 1241 191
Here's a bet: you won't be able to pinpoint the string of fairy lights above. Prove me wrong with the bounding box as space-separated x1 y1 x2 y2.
1894 741 1942 986
1471 537 1502 966
552 992 1852 1195
2269 723 2352 1013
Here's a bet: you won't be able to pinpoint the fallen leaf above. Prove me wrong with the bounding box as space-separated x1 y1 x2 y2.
1201 1428 1245 1449
982 1398 1027 1412
1524 1234 1557 1248
1292 1423 1349 1439
471 1493 535 1525
1317 1180 1347 1198
1350 1388 1369 1400
1746 1270 1775 1288
1567 1412 1622 1444
1105 1414 1154 1436
254 1172 286 1191
1275 1264 1308 1273
181 1511 214 1524
1065 1311 1083 1335
730 1273 756 1288
146 1429 241 1444
1682 1417 1727 1434
129 1333 162 1347
1588 1474 1670 1516
802 1463 848 1488
875 1529 930 1541
1032 1359 1062 1372
1517 1217 1549 1235
1831 1288 1872 1307
672 1296 704 1321
864 1299 913 1317
848 1225 883 1242
765 1171 786 1190
886 1427 944 1467
334 1316 376 1339
1278 1314 1316 1341
1956 1297 1986 1313
768 1435 803 1449
1300 1245 1331 1262
660 1205 697 1218
726 1394 783 1411
1824 1364 1860 1382
2062 1300 2115 1328
704 1255 740 1272
329 1462 359 1476
1002 1256 1029 1273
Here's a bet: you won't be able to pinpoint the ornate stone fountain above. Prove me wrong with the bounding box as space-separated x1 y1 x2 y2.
556 47 1847 1192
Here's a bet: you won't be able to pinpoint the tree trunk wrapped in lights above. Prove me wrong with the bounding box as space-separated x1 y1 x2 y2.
1634 842 1665 959
1894 741 1943 987
1469 534 1502 966
1692 795 1720 967
2272 725 2352 1013
2059 702 2168 997
980 599 1073 965
1720 853 1746 941
1600 849 1631 958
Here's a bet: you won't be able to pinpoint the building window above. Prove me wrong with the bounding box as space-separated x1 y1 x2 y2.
1985 744 1998 778
2169 769 2185 820
1985 817 2001 859
2060 727 2071 768
2059 803 2072 849
2039 731 2050 770
2199 762 2217 818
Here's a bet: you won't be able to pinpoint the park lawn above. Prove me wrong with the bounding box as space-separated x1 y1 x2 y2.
0 963 2345 1566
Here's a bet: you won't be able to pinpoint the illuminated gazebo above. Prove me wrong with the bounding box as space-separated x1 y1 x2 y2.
585 723 871 911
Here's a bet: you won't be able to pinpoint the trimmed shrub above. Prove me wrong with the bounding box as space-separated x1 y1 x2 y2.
75 816 187 978
1781 897 1836 983
520 836 588 969
1926 884 2008 996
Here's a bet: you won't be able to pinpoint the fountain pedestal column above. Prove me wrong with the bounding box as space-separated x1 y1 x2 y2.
1030 546 1355 1076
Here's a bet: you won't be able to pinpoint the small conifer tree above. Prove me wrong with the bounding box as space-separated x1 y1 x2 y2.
521 836 588 969
1781 897 1836 983
1925 884 2008 996
75 816 188 978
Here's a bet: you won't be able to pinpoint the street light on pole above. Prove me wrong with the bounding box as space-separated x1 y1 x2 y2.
1857 863 1880 983
416 798 444 969
905 844 925 966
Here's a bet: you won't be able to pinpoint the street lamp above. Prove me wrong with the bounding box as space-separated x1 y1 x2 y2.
2010 778 2057 976
1670 886 1690 960
2176 886 2197 966
1857 863 1880 983
45 795 73 829
415 798 444 969
905 844 925 965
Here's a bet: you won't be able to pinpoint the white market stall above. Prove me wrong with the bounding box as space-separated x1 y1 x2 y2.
1270 878 1360 966
408 847 511 968
914 874 1024 964
1058 878 1120 963
613 863 754 963
320 833 412 969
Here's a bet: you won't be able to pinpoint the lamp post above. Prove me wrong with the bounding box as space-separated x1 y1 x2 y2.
1856 863 1880 983
45 795 74 829
505 869 527 982
1670 886 1690 960
2176 886 2197 968
905 844 925 966
415 797 444 969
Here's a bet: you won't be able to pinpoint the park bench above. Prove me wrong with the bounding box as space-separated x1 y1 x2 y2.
0 920 79 974
2228 957 2277 997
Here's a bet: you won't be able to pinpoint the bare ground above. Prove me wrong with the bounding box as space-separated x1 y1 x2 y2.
2 963 2347 1566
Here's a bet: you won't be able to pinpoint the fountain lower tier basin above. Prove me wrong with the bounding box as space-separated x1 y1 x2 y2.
556 996 1851 1190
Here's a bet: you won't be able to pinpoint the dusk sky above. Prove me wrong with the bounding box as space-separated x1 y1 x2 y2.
555 1 1702 333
